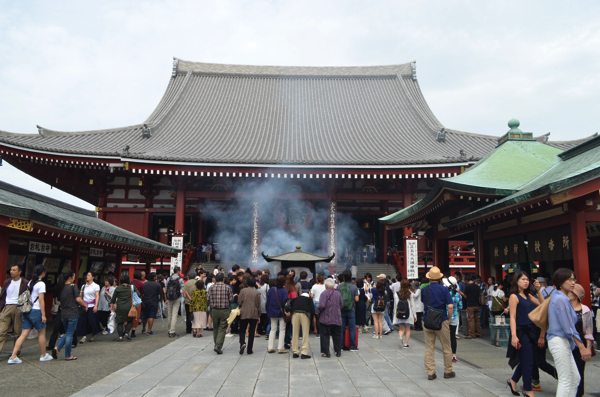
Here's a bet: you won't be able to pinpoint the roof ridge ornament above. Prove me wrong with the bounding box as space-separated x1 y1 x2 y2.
36 125 45 137
142 124 152 138
172 58 179 77
497 118 535 146
123 145 130 156
411 61 417 81
437 128 447 143
459 149 466 160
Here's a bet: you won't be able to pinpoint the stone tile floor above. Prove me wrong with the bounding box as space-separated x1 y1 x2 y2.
73 330 517 397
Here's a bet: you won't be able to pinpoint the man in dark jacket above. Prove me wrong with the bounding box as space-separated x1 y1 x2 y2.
0 265 28 353
141 273 164 335
288 292 315 359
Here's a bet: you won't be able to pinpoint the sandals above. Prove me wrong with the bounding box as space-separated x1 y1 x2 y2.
321 353 330 358
65 356 77 361
52 348 58 360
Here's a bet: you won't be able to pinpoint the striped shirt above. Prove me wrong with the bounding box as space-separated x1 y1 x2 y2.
207 282 233 309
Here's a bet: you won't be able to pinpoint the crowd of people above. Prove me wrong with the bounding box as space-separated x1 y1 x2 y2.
1 260 599 397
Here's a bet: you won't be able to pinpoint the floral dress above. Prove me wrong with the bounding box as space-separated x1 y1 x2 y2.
190 289 208 329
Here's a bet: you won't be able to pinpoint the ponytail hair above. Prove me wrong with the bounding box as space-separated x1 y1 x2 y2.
29 264 47 293
56 270 75 299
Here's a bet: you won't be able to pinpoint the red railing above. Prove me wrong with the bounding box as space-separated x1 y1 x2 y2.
449 250 476 268
181 248 197 276
392 251 434 274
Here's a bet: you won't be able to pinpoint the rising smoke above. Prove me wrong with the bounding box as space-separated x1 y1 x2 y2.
201 174 367 271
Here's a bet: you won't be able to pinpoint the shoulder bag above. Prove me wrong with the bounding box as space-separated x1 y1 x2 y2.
127 285 138 318
50 297 60 316
528 290 553 331
423 286 444 331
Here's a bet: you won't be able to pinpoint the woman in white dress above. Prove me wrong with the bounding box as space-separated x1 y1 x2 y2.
393 279 417 348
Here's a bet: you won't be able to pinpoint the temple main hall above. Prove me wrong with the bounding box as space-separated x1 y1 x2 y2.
0 58 587 278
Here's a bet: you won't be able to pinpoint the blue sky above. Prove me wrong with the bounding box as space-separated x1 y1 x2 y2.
1 0 599 209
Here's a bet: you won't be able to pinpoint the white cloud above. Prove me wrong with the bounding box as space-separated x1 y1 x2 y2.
1 0 599 207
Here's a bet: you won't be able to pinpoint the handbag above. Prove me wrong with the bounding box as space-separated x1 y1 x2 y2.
528 290 553 330
127 286 138 318
131 285 142 307
423 286 444 331
50 298 60 316
275 288 291 324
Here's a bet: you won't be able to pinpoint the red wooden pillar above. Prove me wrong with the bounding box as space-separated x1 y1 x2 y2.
174 184 186 235
115 250 122 278
474 226 488 281
403 188 413 237
0 229 9 284
98 194 107 221
571 211 591 307
71 243 81 283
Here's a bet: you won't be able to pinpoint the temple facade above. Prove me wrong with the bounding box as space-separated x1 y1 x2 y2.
0 58 587 276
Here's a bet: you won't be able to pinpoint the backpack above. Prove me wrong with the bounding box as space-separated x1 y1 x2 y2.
166 277 181 301
17 289 38 314
395 292 410 320
373 291 386 312
299 281 311 295
339 283 354 311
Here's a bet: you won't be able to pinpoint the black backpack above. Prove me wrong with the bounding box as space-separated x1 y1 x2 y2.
166 277 181 301
300 281 311 295
395 292 410 320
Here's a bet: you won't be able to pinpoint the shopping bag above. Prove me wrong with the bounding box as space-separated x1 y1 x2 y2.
107 312 117 334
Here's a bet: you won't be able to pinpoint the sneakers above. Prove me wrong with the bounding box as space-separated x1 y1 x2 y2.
214 345 223 354
383 330 392 335
372 335 379 339
452 357 457 363
531 383 541 392
79 336 86 343
40 353 53 362
240 344 246 355
403 344 409 348
102 330 109 335
89 335 95 342
349 347 359 351
7 357 22 364
315 334 320 339
225 333 234 338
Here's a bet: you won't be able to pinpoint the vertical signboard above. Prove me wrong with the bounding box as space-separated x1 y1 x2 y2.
251 202 260 264
170 236 184 274
405 239 418 279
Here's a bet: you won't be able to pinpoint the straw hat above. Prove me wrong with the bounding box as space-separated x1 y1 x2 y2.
573 283 585 301
426 266 443 280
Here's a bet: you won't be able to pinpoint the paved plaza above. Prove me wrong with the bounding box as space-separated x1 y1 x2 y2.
71 328 600 397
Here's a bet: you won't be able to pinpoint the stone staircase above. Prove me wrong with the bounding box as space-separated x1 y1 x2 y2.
353 262 399 279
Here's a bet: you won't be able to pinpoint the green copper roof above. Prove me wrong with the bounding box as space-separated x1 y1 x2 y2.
441 140 562 194
445 134 600 226
380 134 562 226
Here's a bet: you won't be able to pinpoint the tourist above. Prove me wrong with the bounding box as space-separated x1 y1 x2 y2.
355 279 368 333
339 270 359 351
166 266 185 338
98 277 115 334
266 275 288 354
298 271 311 294
238 276 261 354
77 271 101 343
411 281 423 331
370 278 388 339
183 273 197 335
446 277 462 363
393 279 417 348
0 264 28 355
110 274 140 342
506 271 542 396
207 273 233 354
319 278 343 357
258 274 269 335
190 279 208 338
464 274 482 339
547 269 591 396
568 283 594 396
377 274 394 334
283 274 298 348
475 275 487 328
141 273 163 335
7 264 53 364
542 277 556 298
289 292 315 359
129 270 144 338
310 275 326 338
52 270 86 361
421 266 454 380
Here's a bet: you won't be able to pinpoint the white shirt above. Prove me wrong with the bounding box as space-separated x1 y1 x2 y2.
311 284 326 303
391 282 401 294
28 280 46 310
82 282 100 307
491 289 505 301
6 279 21 305
350 265 358 279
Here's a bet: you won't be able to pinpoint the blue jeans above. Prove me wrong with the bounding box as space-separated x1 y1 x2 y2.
56 317 78 359
341 310 356 348
479 306 486 328
383 310 393 329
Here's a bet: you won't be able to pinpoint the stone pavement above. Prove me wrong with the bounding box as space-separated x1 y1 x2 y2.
73 330 531 397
